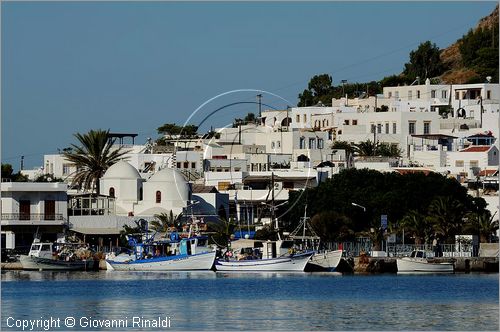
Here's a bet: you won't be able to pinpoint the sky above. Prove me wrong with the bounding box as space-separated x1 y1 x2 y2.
1 1 498 170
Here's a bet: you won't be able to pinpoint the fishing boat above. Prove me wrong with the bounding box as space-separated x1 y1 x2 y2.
19 240 96 271
397 250 454 273
288 206 343 271
106 219 216 271
214 239 314 272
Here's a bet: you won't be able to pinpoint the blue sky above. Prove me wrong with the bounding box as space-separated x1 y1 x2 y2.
2 1 497 170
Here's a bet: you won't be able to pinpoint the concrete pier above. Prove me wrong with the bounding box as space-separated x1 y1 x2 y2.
346 257 499 273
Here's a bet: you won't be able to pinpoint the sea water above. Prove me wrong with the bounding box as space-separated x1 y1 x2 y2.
1 271 498 331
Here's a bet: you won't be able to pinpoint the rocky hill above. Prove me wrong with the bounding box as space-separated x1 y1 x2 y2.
440 5 499 84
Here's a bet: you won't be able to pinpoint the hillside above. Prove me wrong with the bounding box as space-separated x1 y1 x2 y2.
440 5 499 84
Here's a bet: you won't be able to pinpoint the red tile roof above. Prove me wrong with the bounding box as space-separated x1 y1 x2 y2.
460 146 491 152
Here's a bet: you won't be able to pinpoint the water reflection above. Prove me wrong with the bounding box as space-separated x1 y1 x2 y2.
1 271 498 330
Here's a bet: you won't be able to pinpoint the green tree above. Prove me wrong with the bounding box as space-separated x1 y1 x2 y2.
400 210 434 245
377 143 402 158
34 173 64 183
244 113 256 123
428 196 466 242
62 129 129 193
310 211 354 242
157 123 198 139
403 41 444 81
298 74 334 106
1 163 28 182
354 140 378 157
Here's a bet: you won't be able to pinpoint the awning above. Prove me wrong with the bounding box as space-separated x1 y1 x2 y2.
411 134 457 140
70 227 123 235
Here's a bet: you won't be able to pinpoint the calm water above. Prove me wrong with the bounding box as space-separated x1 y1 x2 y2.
1 270 498 331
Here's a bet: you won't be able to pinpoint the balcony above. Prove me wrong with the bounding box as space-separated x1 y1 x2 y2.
1 213 66 226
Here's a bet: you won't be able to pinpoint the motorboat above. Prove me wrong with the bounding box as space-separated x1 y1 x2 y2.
19 240 96 271
106 226 216 271
214 239 314 272
307 249 343 271
396 250 454 273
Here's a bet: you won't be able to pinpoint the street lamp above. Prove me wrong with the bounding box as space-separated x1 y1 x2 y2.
351 202 366 212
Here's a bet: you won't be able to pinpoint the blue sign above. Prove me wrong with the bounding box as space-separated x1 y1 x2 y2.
381 215 388 230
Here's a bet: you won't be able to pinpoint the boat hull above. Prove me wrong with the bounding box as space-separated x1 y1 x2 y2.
106 251 216 271
215 252 313 272
307 250 343 270
20 255 95 271
397 258 454 273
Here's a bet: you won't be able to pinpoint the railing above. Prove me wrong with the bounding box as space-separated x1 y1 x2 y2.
325 242 477 258
1 213 64 221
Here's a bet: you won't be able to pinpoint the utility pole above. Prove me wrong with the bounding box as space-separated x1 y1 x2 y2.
257 94 262 119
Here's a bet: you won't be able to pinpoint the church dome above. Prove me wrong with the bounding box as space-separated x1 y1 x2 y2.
148 167 187 185
102 161 141 179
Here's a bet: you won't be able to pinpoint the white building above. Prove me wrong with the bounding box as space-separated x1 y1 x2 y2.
1 182 68 249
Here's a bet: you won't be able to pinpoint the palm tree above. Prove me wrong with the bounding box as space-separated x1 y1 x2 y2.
331 141 355 167
428 196 465 243
354 140 378 157
400 210 434 245
150 211 177 234
465 211 499 243
63 129 129 193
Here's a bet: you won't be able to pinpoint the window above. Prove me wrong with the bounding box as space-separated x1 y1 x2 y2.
277 141 281 148
183 162 189 169
442 90 447 99
371 124 376 133
155 191 161 203
423 122 431 134
431 90 436 98
318 138 324 149
408 121 416 135
417 90 420 99
487 90 491 99
271 141 275 149
393 123 397 134
62 163 72 176
176 162 181 169
408 91 412 100
455 160 464 167
309 138 316 149
470 160 479 167
377 124 382 134
296 114 300 123
455 91 460 100
109 187 115 198
299 137 305 149
352 120 358 125
385 123 389 134
191 162 196 169
303 114 307 123
344 119 350 125
388 92 392 98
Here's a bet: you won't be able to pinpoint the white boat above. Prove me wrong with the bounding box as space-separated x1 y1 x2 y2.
215 252 313 272
308 249 343 270
288 206 343 271
214 239 314 272
397 250 454 273
106 234 216 271
20 241 95 271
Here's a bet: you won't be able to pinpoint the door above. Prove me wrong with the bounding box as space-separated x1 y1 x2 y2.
44 200 55 220
19 200 30 220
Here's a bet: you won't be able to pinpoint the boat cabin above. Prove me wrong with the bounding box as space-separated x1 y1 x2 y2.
28 242 54 259
409 250 427 259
